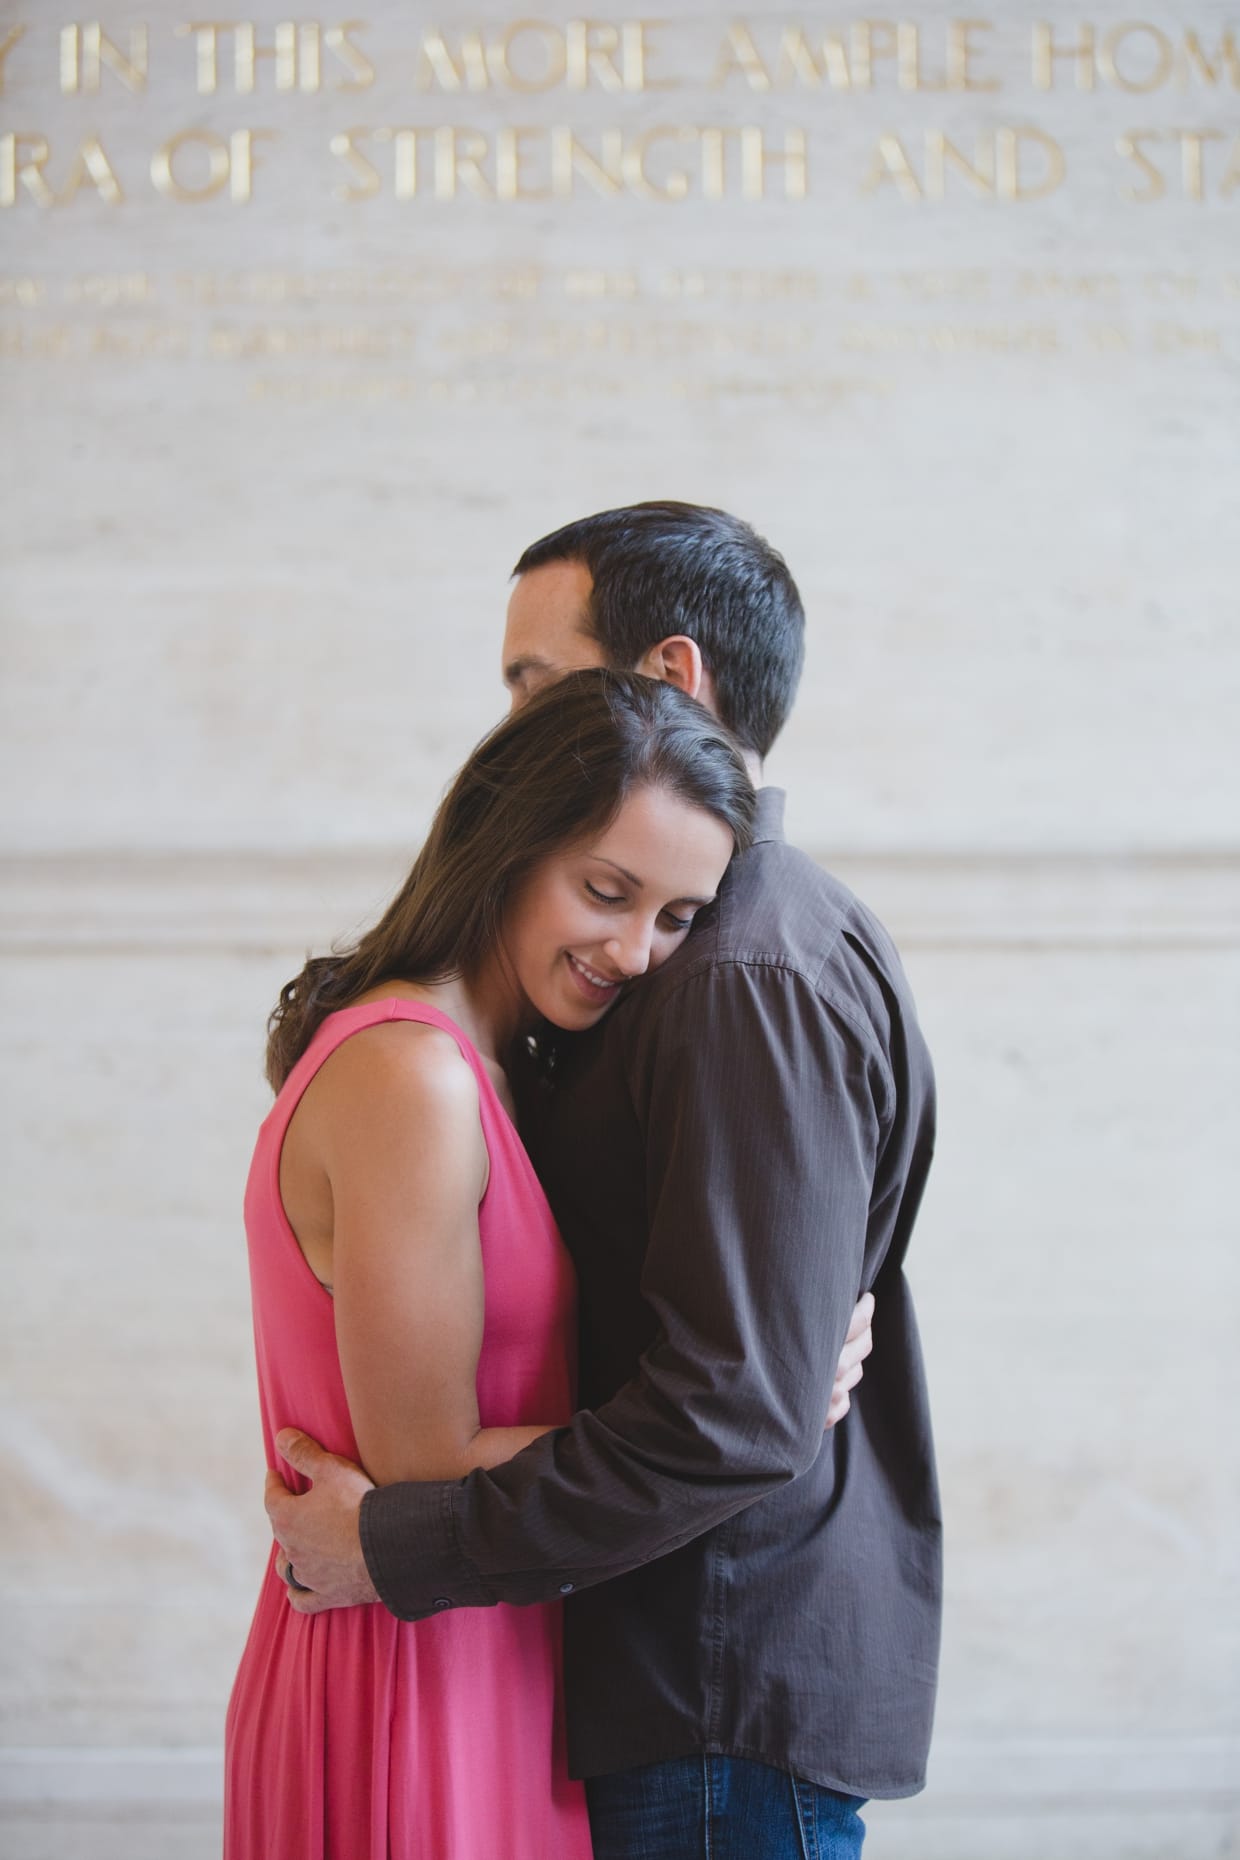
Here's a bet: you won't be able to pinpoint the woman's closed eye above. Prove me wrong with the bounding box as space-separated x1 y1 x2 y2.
585 880 694 933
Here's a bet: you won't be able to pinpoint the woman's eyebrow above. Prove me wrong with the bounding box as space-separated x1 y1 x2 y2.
590 856 716 908
591 855 643 887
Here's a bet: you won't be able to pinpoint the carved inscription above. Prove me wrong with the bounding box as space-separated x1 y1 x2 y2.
0 18 1236 207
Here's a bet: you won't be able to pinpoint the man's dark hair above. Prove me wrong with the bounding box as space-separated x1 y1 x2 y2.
512 501 805 760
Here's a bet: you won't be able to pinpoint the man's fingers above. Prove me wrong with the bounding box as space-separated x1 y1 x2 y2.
274 1427 329 1481
264 1467 294 1533
274 1560 330 1616
275 1428 372 1496
286 1585 331 1616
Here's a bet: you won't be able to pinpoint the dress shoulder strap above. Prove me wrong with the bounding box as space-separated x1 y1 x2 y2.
265 996 500 1149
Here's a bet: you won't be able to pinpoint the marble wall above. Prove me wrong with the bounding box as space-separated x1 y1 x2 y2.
2 2 1237 1854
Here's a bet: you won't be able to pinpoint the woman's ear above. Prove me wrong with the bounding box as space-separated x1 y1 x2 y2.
636 635 705 701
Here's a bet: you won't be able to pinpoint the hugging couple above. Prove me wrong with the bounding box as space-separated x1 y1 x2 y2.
223 502 940 1860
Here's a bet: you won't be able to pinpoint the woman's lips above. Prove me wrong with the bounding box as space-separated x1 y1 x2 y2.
566 951 623 1005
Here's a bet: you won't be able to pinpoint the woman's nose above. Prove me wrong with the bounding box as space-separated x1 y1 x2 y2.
604 925 653 978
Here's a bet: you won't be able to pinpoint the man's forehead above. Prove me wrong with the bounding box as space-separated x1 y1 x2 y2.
501 561 609 698
504 560 595 650
507 557 593 617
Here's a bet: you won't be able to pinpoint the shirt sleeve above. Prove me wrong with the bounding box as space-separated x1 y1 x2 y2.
360 961 888 1621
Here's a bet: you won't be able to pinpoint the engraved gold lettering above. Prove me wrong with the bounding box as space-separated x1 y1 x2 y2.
325 22 374 89
1178 30 1240 88
776 28 826 87
64 271 149 306
1223 136 1240 196
1087 324 1130 352
388 129 421 199
1116 130 1165 201
898 24 946 91
862 133 922 199
434 126 495 199
865 127 1064 202
416 27 489 91
330 125 382 197
300 22 321 89
741 125 808 199
57 135 123 203
622 126 694 199
850 21 900 90
995 125 1065 199
226 127 275 199
0 275 46 305
819 33 852 87
90 323 190 358
698 127 727 197
565 19 625 91
948 19 1000 91
1099 23 1174 93
550 126 624 195
1116 127 1236 199
1032 21 1096 90
0 24 25 93
231 23 298 93
496 126 551 198
1141 271 1197 300
1176 128 1222 200
151 128 233 200
493 20 566 92
926 130 993 196
563 268 635 296
0 132 55 207
0 323 73 357
179 22 230 95
709 22 772 89
492 266 540 299
60 23 148 92
625 21 678 90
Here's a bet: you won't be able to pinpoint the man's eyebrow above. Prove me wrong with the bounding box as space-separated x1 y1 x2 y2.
591 856 716 908
503 653 546 686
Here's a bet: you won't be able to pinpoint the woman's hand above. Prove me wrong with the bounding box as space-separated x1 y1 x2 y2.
825 1292 875 1426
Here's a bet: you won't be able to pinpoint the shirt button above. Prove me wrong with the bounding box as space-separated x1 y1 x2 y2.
432 1597 454 1611
559 1582 575 1594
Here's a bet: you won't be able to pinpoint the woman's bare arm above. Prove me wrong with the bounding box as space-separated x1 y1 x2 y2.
301 1021 555 1486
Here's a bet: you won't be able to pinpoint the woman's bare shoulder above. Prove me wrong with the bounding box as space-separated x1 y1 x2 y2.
299 1017 483 1151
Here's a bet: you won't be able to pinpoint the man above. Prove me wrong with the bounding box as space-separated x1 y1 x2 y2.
267 503 940 1858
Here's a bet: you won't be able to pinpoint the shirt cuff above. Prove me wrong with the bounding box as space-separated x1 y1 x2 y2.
359 1478 498 1622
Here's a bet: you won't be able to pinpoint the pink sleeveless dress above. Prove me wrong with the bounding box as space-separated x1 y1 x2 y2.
223 999 594 1860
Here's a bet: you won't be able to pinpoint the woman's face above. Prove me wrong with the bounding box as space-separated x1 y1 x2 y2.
501 783 736 1031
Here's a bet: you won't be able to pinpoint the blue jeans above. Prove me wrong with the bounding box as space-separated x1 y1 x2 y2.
585 1754 867 1860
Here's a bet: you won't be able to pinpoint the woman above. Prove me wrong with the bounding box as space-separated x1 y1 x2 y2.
224 669 755 1859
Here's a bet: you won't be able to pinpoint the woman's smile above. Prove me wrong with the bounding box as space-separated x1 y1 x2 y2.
564 950 626 1005
496 784 735 1034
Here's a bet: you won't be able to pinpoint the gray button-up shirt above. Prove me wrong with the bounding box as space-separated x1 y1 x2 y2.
361 788 941 1798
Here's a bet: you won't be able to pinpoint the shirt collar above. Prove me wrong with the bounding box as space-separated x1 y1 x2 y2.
753 787 786 845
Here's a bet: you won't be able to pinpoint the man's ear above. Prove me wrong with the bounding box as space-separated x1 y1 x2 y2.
636 635 705 701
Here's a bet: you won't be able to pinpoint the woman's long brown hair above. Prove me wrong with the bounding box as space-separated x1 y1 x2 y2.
265 669 755 1090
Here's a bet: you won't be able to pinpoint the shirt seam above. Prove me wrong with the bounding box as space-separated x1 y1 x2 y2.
634 953 897 1098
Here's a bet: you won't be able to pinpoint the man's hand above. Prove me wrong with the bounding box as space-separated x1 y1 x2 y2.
264 1294 873 1617
826 1292 875 1427
264 1428 379 1615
